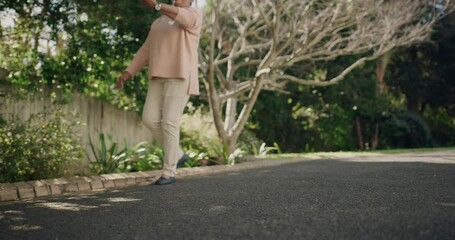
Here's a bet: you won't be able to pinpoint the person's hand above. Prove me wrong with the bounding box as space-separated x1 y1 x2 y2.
116 71 132 89
140 0 157 9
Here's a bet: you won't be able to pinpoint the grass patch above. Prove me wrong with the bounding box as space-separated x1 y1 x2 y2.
370 146 455 154
256 146 455 160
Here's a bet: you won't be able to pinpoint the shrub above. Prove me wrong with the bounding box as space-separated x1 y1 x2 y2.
181 103 265 162
0 107 84 183
180 103 223 157
423 107 455 146
120 142 164 172
381 111 433 148
87 133 128 174
88 136 166 173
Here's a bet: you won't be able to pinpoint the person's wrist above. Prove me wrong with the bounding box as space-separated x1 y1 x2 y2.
122 71 131 80
148 0 157 7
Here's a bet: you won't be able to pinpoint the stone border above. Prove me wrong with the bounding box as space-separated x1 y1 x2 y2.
0 158 303 202
2 150 454 202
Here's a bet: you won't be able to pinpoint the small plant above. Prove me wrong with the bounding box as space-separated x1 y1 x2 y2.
182 151 210 167
0 107 83 183
87 133 128 174
121 142 164 172
254 142 282 156
207 142 244 165
227 148 244 165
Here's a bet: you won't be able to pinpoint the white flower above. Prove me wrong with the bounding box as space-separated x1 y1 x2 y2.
189 151 197 158
80 13 88 22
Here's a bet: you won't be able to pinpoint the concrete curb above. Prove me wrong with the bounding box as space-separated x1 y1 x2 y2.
0 158 303 203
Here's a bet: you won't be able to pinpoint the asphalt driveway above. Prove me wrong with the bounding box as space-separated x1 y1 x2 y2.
1 153 455 240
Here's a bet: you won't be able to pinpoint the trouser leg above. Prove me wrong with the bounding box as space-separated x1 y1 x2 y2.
142 77 189 177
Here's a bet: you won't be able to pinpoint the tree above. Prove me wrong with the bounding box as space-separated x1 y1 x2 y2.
199 0 453 154
0 0 158 109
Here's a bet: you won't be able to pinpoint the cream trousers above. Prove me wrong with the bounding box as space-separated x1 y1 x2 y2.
142 77 190 177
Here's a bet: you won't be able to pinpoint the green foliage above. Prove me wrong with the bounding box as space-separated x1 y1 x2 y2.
0 107 83 183
381 111 433 149
88 133 128 174
424 107 455 146
253 142 282 157
386 13 455 114
1 0 159 111
250 90 315 153
180 103 224 157
237 128 263 156
309 103 354 151
206 142 243 165
87 134 168 174
183 151 210 167
120 142 164 172
181 103 262 163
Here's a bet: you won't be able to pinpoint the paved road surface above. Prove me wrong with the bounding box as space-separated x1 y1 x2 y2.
1 154 455 239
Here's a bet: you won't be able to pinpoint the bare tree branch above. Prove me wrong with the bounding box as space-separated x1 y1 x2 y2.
271 56 375 87
200 0 453 153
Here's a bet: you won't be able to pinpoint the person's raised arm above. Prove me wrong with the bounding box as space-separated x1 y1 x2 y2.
141 0 179 19
140 0 201 29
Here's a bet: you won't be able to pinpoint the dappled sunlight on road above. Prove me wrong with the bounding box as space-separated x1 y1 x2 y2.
28 191 144 211
106 197 142 203
35 202 98 211
0 188 145 233
435 202 455 208
1 210 42 232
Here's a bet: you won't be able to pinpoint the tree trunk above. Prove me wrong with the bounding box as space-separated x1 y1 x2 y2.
355 116 364 150
376 52 391 94
223 135 239 159
371 123 379 150
224 97 237 131
371 52 391 150
216 77 265 156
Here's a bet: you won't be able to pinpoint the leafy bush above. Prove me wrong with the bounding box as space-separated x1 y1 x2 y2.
181 103 265 162
423 107 455 146
120 142 164 172
88 133 128 174
237 128 263 156
0 107 84 183
88 135 167 173
381 111 433 149
182 151 210 167
253 142 282 157
180 103 224 157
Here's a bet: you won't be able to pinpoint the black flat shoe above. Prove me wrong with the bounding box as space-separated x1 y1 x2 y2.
155 176 176 185
177 154 189 168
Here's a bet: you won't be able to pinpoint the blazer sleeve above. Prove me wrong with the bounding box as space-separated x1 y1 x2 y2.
174 7 203 30
125 29 153 76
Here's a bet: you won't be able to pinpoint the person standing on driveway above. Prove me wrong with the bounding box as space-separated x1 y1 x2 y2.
116 0 202 185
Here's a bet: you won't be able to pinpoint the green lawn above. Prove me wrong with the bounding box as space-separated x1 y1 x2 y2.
259 146 455 160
